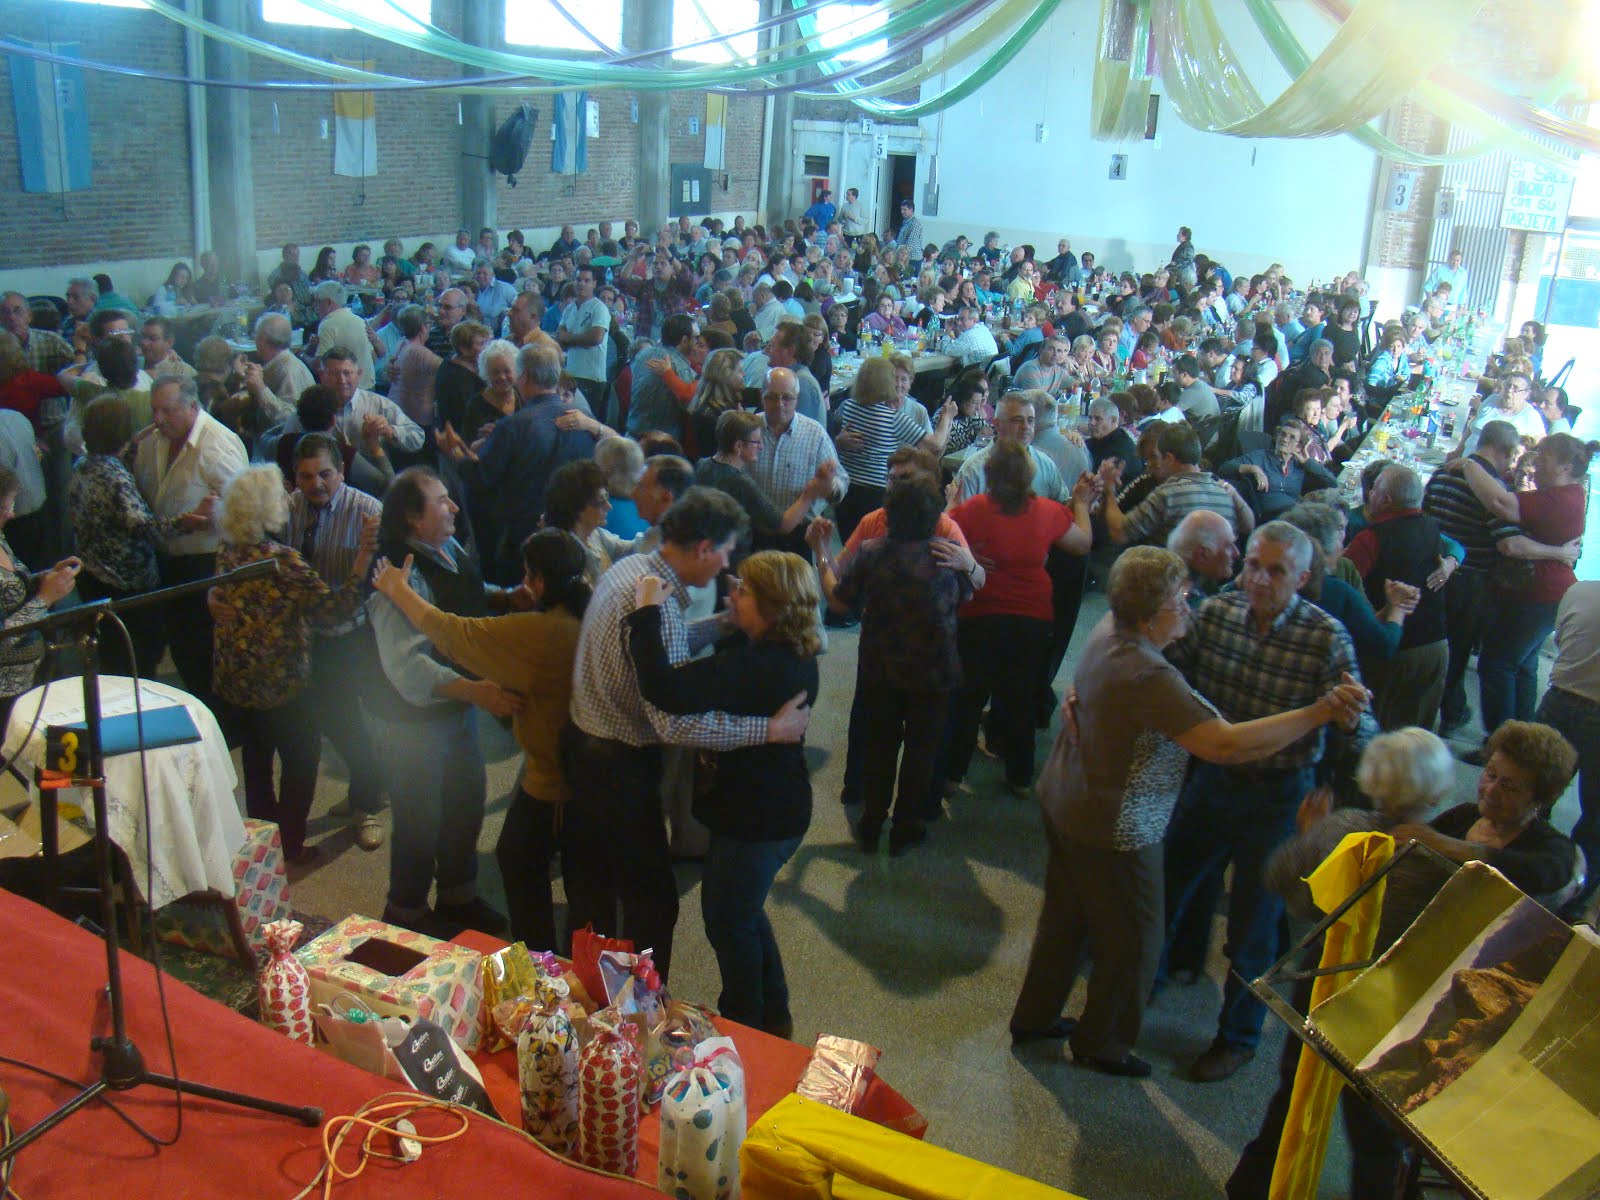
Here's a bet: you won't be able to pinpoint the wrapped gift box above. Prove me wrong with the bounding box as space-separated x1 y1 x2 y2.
153 818 290 957
296 915 484 1051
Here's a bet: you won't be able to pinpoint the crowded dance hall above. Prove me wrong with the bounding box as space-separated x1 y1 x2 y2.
0 0 1596 1196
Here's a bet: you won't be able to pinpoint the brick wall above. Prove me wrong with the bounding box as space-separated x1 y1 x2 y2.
0 0 766 287
0 1 195 268
245 3 468 247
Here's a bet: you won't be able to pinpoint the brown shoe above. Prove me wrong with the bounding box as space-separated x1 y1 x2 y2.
1189 1042 1254 1083
354 813 385 852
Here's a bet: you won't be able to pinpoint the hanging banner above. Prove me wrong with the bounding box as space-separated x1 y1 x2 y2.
9 40 91 193
551 90 588 174
1500 160 1576 234
703 93 727 170
332 58 376 177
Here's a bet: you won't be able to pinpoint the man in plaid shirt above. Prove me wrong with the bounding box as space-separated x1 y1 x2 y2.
1162 520 1369 1083
563 487 811 980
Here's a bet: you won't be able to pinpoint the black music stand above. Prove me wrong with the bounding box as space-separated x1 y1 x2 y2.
1245 839 1485 1199
0 562 322 1165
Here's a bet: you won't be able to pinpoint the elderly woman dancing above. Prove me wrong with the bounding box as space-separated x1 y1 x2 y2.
1009 546 1367 1076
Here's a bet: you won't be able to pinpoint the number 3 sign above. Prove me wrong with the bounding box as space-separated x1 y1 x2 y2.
1388 170 1418 213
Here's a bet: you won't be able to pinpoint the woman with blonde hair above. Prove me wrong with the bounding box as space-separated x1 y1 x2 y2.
627 551 822 1036
213 463 376 863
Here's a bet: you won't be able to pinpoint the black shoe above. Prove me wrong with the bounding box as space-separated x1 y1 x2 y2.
1437 710 1471 737
854 817 883 853
380 904 431 935
823 610 860 629
1458 747 1488 767
432 896 509 937
1078 1052 1152 1078
1169 968 1200 986
1010 1016 1078 1045
888 823 927 856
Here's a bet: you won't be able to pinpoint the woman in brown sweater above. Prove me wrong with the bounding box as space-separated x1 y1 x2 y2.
371 527 589 952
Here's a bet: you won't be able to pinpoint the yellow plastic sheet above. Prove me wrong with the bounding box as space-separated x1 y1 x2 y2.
742 1094 1083 1200
1268 832 1395 1200
1091 0 1152 140
1154 0 1487 139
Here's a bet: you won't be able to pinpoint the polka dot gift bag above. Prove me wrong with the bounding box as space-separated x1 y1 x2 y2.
657 1036 746 1200
258 918 312 1044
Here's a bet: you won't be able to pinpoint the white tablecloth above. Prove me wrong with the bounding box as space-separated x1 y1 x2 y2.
3 677 244 909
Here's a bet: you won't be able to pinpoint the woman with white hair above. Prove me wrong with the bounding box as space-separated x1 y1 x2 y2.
461 338 520 443
1263 727 1455 921
212 465 377 863
596 435 650 538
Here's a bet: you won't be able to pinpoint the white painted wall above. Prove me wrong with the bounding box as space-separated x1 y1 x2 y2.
914 0 1381 284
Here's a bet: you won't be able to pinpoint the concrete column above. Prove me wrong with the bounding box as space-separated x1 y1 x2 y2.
459 0 504 235
200 0 256 283
625 0 671 233
761 0 796 226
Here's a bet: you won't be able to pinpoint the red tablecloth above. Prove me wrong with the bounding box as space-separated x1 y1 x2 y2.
0 889 651 1198
452 929 928 1181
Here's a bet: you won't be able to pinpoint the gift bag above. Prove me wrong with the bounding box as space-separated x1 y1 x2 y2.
658 1037 746 1200
576 1015 643 1175
516 992 581 1155
259 919 312 1044
570 924 633 1009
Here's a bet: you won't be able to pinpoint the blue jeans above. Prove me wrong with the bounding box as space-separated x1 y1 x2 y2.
1478 595 1558 737
700 832 802 1032
1538 686 1600 911
1163 762 1312 1051
381 706 487 916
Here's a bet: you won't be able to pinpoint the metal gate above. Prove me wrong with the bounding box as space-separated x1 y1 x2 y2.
1425 128 1511 314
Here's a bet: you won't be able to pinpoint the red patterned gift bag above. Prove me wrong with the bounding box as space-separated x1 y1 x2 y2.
259 918 312 1044
576 1014 642 1174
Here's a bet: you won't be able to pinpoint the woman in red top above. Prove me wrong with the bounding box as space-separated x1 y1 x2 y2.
947 441 1092 792
0 332 67 434
1463 433 1596 745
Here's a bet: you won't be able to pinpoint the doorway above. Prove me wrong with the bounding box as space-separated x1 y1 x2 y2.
882 153 916 238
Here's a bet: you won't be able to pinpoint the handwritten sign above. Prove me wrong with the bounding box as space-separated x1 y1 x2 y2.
1500 159 1576 234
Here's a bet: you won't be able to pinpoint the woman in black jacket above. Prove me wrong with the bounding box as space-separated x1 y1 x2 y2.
625 550 821 1037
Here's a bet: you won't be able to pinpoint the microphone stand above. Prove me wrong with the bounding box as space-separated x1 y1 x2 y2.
0 559 322 1165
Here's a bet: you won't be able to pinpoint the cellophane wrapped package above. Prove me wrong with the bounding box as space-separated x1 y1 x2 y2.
515 982 582 1155
795 1035 881 1114
258 919 312 1044
658 1036 746 1200
576 1010 643 1175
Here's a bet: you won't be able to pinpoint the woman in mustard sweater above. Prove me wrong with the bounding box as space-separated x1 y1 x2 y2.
371 528 589 953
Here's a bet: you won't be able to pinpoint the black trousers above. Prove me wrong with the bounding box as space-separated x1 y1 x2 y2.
1439 567 1485 727
74 572 166 681
857 681 949 841
948 614 1051 788
497 788 566 954
1039 548 1089 720
559 727 679 981
156 552 231 740
1226 946 1411 1200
